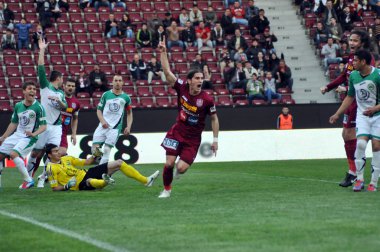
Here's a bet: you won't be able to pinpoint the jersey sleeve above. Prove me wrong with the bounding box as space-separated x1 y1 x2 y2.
173 78 185 93
10 104 19 124
46 163 59 188
97 92 106 111
38 65 50 89
125 95 132 111
206 96 216 115
38 104 47 126
70 157 86 167
347 74 355 97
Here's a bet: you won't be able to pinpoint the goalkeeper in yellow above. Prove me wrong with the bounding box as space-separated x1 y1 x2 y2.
44 143 159 191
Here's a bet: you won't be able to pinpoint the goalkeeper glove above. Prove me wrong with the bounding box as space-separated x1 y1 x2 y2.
91 146 103 163
64 176 77 191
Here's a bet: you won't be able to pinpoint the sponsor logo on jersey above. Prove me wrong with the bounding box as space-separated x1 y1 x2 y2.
180 98 197 113
196 99 203 107
210 105 216 113
357 89 370 101
29 112 35 119
19 115 30 126
367 83 375 93
51 99 61 109
178 79 184 85
109 102 120 112
66 107 74 113
187 115 199 125
72 103 77 109
162 138 179 150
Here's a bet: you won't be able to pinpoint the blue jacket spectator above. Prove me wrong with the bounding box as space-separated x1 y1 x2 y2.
15 18 32 50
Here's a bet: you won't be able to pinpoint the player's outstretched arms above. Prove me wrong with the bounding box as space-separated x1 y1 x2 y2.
159 37 177 87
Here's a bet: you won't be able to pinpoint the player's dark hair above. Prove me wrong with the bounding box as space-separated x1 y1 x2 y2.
66 78 76 84
355 49 372 65
45 144 58 155
351 29 370 50
22 81 36 90
186 69 203 80
50 70 62 82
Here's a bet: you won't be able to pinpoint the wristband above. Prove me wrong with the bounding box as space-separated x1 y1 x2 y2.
213 137 218 143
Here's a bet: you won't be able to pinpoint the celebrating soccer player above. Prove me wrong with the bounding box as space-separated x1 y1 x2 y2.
0 82 46 189
157 38 220 198
321 30 372 187
45 144 159 191
329 49 380 192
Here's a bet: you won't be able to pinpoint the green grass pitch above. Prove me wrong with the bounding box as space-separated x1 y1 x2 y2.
1 159 380 252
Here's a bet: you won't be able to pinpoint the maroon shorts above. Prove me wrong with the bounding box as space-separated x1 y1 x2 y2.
343 102 357 128
60 133 68 149
161 128 201 165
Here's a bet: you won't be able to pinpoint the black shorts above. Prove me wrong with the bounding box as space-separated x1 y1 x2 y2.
78 163 108 190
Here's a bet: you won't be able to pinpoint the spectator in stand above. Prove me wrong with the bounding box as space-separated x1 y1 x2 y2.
110 0 126 11
313 21 329 47
225 0 242 8
260 27 278 55
334 0 346 17
0 3 15 30
202 65 213 90
196 21 213 53
75 69 91 96
182 21 197 49
246 73 265 104
89 65 108 96
32 24 47 51
372 16 380 41
246 38 264 63
299 0 313 15
189 4 203 27
321 37 343 75
147 13 163 34
15 18 32 50
204 5 218 27
129 54 147 80
339 40 350 59
368 27 380 54
245 0 259 20
211 22 226 47
249 9 270 36
179 8 190 27
1 29 16 50
227 28 248 59
104 14 118 39
136 23 152 48
191 54 207 70
79 0 91 10
166 21 185 51
231 1 248 26
39 0 53 29
268 52 280 73
264 71 281 104
323 0 338 26
244 61 259 80
163 12 175 29
274 59 293 91
152 25 165 49
219 47 234 76
225 61 247 91
147 57 166 84
328 17 343 40
370 0 380 16
234 47 248 62
94 0 111 11
221 8 237 35
339 5 360 32
49 0 63 21
118 13 134 38
333 61 345 79
252 51 268 72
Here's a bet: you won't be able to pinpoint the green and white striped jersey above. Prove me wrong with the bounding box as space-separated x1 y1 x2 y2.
38 65 67 125
348 67 380 117
97 90 132 130
11 100 47 140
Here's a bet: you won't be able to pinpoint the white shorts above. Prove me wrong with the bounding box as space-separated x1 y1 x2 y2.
92 124 120 147
0 133 36 158
356 115 380 139
34 124 62 150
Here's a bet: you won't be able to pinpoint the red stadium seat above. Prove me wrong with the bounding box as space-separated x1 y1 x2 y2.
66 55 81 65
57 23 71 33
231 88 245 95
156 97 171 108
0 100 13 111
152 85 167 96
69 13 83 23
99 13 110 22
111 54 127 64
171 52 186 63
96 54 111 64
93 44 109 54
11 89 24 100
0 90 9 100
122 86 136 97
154 3 167 11
140 97 155 108
0 78 7 89
252 99 266 105
129 13 142 22
108 43 123 53
136 86 151 97
140 3 153 12
24 13 38 23
84 13 98 23
6 66 21 77
72 23 86 33
22 66 37 77
126 2 140 11
102 65 114 75
174 64 189 74
87 23 103 33
60 34 75 44
50 55 65 65
215 88 229 95
53 65 68 76
235 99 249 106
135 80 149 86
22 3 35 13
63 44 78 54
46 33 59 44
216 95 233 106
78 98 93 110
68 65 83 76
78 44 92 54
141 53 154 62
9 77 23 88
3 55 18 66
115 65 129 75
169 2 181 11
47 44 62 55
19 55 34 66
77 92 91 98
81 55 96 65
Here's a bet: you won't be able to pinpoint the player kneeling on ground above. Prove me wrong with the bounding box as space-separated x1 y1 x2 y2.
45 144 159 191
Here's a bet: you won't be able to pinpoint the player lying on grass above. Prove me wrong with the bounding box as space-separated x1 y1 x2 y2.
44 143 159 191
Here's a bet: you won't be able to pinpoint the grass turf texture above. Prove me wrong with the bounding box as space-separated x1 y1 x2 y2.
1 159 380 252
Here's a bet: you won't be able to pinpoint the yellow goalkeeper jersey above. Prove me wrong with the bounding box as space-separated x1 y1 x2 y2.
46 156 87 191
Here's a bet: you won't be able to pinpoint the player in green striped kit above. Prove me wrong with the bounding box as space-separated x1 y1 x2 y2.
26 39 67 187
0 82 47 189
92 75 133 164
330 49 380 192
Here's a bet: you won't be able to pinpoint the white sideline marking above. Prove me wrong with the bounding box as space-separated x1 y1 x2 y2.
0 210 129 252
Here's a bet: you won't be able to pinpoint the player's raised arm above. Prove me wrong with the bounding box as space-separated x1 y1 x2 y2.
159 38 177 87
38 39 50 89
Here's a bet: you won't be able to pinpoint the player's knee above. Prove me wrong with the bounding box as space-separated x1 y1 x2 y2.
103 145 112 156
372 151 380 167
115 159 124 167
356 139 368 151
176 164 188 174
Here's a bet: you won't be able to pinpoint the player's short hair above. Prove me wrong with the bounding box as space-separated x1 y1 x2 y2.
45 144 59 155
187 69 203 80
66 78 76 84
355 49 372 65
351 29 370 50
50 70 63 82
22 81 36 90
